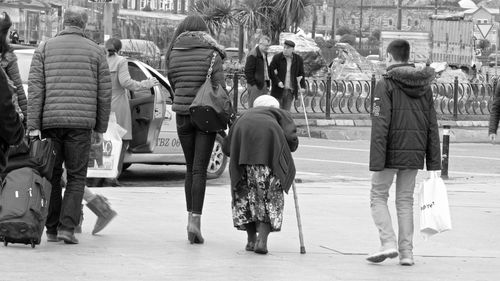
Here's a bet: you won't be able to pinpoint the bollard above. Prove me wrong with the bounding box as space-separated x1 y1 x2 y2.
441 125 450 179
453 76 458 120
326 73 332 119
370 74 376 114
232 73 239 114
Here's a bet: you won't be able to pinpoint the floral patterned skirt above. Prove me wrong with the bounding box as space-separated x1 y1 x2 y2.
232 164 284 232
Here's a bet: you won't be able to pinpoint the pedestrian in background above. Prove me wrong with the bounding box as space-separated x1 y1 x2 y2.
368 39 441 266
0 66 24 176
269 40 306 111
27 6 111 244
165 15 226 244
488 82 500 143
222 95 299 254
0 12 27 124
96 37 158 187
245 35 271 108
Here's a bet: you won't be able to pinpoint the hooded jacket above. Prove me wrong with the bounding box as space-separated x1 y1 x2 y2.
167 31 226 115
369 64 441 171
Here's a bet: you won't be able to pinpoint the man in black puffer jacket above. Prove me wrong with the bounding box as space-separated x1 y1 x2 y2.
367 40 441 266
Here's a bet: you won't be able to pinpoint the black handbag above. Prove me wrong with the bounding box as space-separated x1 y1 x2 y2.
189 51 235 133
4 137 56 180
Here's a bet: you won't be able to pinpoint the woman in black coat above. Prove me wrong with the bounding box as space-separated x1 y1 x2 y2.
166 15 226 245
223 95 299 254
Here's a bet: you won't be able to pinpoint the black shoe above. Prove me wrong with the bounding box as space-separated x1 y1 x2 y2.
57 230 79 244
46 233 59 242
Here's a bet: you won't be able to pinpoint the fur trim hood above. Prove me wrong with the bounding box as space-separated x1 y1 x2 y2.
385 64 435 98
173 31 226 59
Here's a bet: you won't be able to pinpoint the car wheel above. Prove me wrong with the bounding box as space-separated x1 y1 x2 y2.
207 134 228 179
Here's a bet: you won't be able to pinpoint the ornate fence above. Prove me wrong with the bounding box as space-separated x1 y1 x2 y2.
225 72 497 118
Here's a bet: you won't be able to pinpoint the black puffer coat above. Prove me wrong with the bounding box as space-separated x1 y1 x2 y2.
488 82 500 135
167 31 226 115
369 64 441 171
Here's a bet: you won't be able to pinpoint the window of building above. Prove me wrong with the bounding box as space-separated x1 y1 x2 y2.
336 18 339 25
415 20 419 26
408 18 411 26
351 18 355 25
323 14 326 25
388 19 393 26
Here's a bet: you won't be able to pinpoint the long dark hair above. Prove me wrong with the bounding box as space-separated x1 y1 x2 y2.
105 37 122 57
0 12 12 60
165 15 209 68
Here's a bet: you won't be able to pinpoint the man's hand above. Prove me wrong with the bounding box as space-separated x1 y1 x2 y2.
489 133 496 144
278 81 284 88
28 129 41 139
93 132 104 145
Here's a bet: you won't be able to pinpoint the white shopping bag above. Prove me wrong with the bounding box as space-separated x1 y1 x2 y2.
86 113 127 178
418 171 452 239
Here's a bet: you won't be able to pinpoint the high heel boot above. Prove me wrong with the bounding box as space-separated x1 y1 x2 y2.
188 214 204 244
187 212 192 241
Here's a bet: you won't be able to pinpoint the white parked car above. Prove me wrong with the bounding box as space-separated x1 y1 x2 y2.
14 46 228 179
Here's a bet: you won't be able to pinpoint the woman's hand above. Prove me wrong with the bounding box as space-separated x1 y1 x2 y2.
145 77 160 88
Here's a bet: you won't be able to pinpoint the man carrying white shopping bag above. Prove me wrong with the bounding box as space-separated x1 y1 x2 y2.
419 171 452 239
367 39 441 266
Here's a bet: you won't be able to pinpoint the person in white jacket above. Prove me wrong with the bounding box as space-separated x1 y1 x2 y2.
79 38 158 235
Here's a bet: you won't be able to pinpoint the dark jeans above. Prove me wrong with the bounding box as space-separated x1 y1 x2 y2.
277 89 294 111
176 114 216 215
43 128 91 234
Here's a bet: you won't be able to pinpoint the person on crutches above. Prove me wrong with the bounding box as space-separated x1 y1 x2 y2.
222 95 300 255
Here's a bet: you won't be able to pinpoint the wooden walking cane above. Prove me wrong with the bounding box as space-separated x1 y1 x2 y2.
297 76 311 138
292 181 306 254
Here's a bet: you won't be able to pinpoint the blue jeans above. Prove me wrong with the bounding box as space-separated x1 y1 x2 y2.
176 114 216 215
370 168 418 253
43 128 92 234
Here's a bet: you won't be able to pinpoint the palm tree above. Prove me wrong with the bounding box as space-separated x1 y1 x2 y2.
192 0 234 41
233 0 274 49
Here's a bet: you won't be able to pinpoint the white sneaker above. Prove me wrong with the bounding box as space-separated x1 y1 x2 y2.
366 248 399 263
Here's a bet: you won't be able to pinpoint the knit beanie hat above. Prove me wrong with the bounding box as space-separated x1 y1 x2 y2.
253 95 280 108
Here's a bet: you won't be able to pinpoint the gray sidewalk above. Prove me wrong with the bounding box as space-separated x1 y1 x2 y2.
1 175 498 281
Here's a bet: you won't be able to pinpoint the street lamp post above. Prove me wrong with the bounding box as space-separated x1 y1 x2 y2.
359 0 363 49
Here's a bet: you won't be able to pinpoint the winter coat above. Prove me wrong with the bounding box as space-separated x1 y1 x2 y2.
0 67 24 173
27 27 112 133
369 64 441 171
489 82 500 135
166 31 226 115
107 54 152 140
245 46 269 90
269 52 306 99
1 50 27 121
222 107 299 195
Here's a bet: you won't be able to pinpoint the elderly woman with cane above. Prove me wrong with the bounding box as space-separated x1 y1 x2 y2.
223 95 299 254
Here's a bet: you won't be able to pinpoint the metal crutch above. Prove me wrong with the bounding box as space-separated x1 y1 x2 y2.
297 76 311 138
292 181 306 254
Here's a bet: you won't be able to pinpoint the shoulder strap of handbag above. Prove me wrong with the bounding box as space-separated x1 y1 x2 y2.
207 51 217 79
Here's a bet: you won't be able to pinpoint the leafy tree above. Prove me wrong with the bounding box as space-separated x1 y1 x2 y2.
477 39 490 51
336 26 353 36
339 34 356 46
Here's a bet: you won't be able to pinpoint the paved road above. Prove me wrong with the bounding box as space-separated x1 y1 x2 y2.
120 138 500 186
2 137 498 280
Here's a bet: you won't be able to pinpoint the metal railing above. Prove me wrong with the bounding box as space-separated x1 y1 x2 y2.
225 72 497 119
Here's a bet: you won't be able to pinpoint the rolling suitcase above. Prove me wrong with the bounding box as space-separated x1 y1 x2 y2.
0 167 52 248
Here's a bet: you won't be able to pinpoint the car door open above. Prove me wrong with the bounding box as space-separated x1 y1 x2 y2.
127 61 166 153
